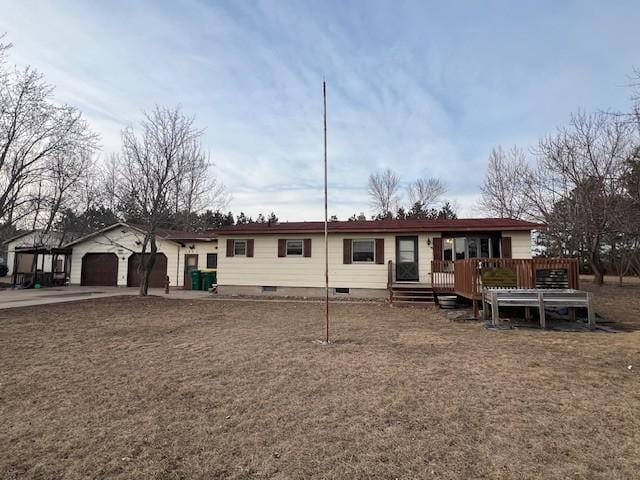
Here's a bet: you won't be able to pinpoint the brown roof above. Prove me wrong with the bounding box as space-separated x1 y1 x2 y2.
64 222 217 248
126 224 217 241
214 218 543 235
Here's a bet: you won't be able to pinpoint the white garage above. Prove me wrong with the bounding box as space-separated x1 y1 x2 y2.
65 223 218 289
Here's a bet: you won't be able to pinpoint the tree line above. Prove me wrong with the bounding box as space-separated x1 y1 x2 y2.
480 70 640 284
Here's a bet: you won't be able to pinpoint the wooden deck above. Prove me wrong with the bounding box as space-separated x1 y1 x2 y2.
387 258 581 316
432 258 579 298
431 258 580 318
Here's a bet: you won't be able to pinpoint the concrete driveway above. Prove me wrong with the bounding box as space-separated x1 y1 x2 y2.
0 286 210 310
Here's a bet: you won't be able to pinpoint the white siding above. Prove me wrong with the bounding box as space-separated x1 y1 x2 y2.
504 231 533 259
218 232 440 290
175 241 219 287
68 226 217 287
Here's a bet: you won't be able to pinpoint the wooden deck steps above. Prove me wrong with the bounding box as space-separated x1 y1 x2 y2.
390 283 435 307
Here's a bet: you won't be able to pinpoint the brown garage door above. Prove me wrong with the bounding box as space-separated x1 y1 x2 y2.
81 253 118 286
127 253 168 288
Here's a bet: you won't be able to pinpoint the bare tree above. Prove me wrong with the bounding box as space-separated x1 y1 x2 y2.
526 112 634 284
407 177 446 209
0 39 97 237
40 150 94 242
170 140 228 229
479 145 532 219
110 105 226 295
367 168 400 217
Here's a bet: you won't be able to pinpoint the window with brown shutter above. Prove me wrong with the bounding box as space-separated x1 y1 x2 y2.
375 238 384 264
343 238 352 264
246 239 254 257
432 237 443 261
233 240 247 256
226 239 234 257
277 239 286 257
303 238 312 257
501 237 512 259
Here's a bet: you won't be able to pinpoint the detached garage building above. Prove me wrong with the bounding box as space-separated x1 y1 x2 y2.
65 223 217 288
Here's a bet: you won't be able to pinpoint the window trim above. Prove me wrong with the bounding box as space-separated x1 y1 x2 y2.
233 240 247 257
285 239 304 257
351 238 375 263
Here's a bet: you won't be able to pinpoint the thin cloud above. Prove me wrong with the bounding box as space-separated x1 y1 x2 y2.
1 0 638 220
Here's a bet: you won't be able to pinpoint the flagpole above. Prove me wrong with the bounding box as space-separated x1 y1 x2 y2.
323 80 329 343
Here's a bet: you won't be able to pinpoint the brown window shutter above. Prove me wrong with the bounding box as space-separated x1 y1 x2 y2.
226 239 234 257
343 239 352 264
501 237 512 259
375 238 384 264
247 239 254 257
432 237 443 261
278 239 286 257
303 238 312 257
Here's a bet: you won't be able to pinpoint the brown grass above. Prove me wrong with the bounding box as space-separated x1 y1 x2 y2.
581 278 640 330
1 291 639 479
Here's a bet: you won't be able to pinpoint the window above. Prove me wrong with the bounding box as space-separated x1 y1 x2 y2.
443 237 499 259
480 238 491 258
443 238 454 261
454 238 466 260
206 253 218 269
234 240 247 256
286 239 303 256
467 238 478 259
262 286 277 292
397 239 415 263
335 287 350 294
352 239 375 262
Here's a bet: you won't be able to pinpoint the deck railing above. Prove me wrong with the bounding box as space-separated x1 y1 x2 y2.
431 258 580 300
431 260 455 292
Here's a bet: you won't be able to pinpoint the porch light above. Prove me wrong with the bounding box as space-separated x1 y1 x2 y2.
427 238 431 247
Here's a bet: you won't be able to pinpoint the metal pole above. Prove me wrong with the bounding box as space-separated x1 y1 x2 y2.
323 80 329 343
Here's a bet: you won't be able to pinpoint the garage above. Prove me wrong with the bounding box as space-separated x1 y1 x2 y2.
81 253 118 286
127 253 168 288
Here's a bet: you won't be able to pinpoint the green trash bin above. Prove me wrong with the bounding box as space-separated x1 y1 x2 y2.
190 270 201 291
201 271 217 291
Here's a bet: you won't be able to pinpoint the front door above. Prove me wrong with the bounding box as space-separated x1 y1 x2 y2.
395 236 419 281
184 254 198 289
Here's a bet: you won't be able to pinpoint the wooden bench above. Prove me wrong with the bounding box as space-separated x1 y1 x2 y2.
482 288 595 329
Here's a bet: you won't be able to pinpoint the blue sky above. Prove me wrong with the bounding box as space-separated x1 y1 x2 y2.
1 0 638 220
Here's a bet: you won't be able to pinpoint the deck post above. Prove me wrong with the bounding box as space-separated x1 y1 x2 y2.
491 292 499 326
538 292 546 329
587 293 595 329
482 290 488 321
387 260 393 305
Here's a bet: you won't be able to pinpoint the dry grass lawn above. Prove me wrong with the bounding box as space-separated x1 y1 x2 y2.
1 289 639 479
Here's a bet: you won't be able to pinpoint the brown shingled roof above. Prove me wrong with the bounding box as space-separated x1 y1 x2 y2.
214 218 543 235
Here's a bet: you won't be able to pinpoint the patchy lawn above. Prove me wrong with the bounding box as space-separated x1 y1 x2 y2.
1 292 639 479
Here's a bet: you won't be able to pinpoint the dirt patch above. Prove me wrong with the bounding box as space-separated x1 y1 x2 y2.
1 295 639 479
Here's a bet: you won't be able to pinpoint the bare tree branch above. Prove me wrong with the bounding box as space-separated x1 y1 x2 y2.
407 177 446 209
367 168 400 217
